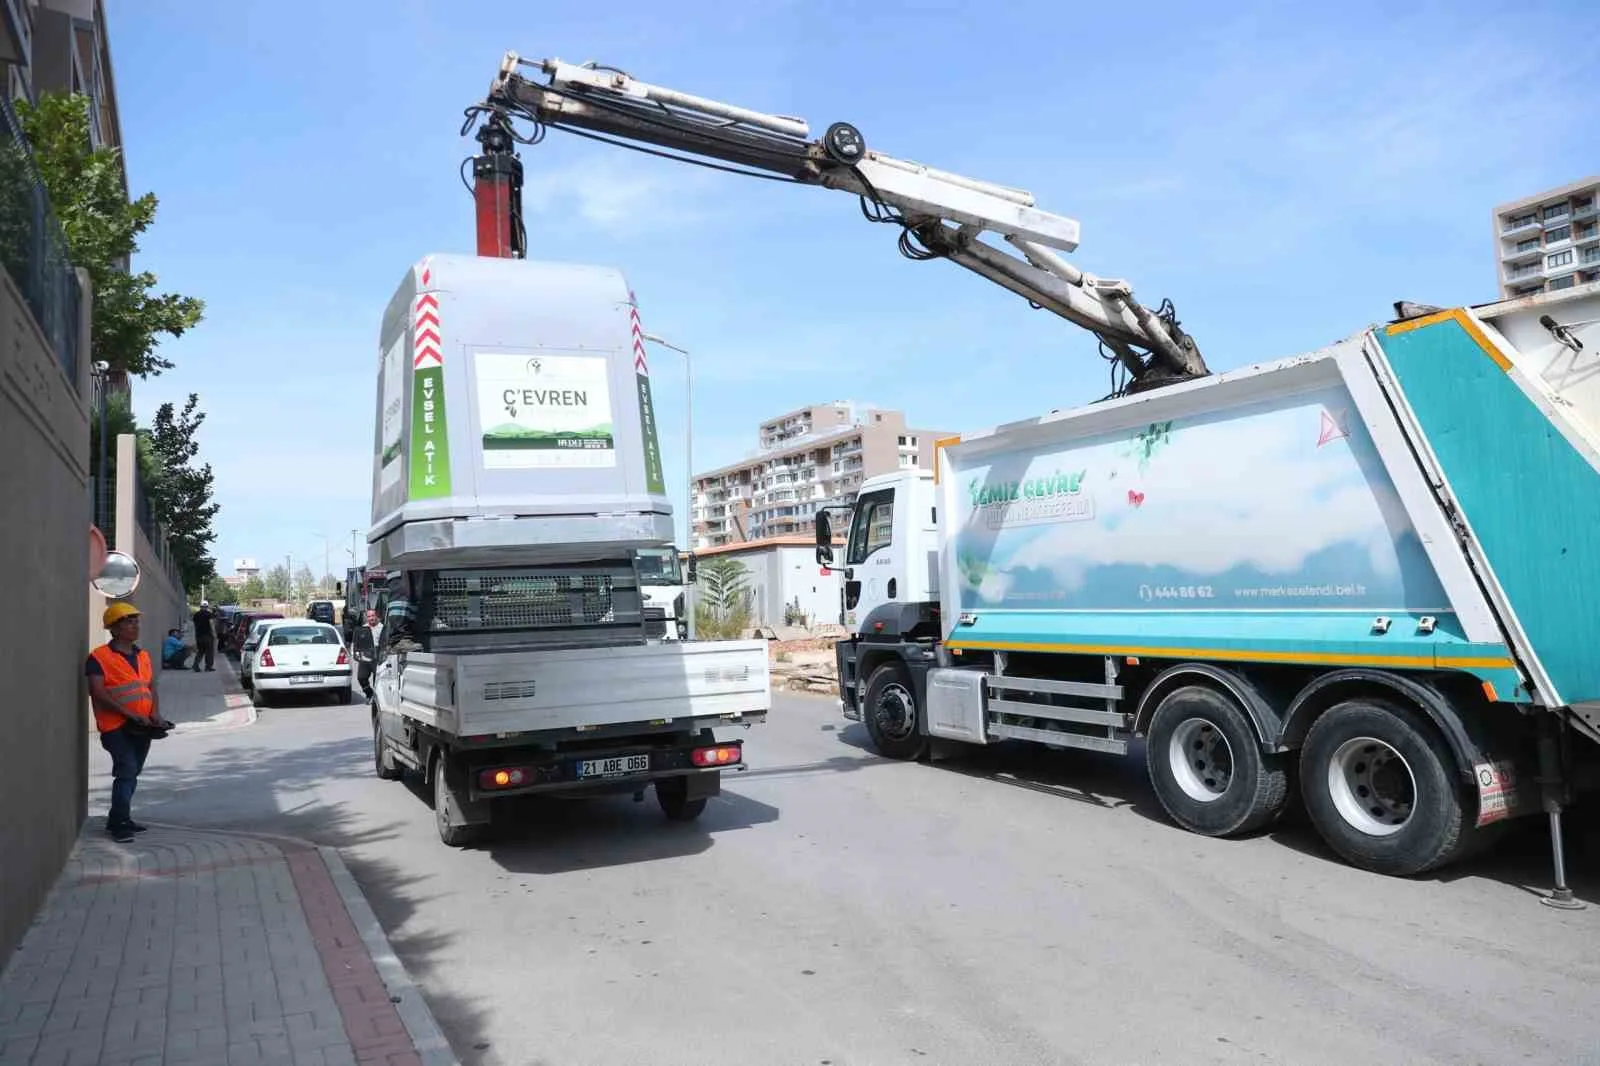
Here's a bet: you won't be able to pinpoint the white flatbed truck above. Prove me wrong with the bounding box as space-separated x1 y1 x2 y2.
366 253 769 847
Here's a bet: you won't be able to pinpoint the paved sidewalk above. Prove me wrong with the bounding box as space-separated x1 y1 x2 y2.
155 663 256 733
0 826 457 1066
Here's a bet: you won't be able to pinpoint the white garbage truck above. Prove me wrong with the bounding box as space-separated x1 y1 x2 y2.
817 289 1600 902
366 253 769 847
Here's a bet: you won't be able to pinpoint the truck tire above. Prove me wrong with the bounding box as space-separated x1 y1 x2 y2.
1299 697 1470 876
656 776 708 821
1145 684 1288 837
863 662 928 761
373 715 402 781
432 756 482 848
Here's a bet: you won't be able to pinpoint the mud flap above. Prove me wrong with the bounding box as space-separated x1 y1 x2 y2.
683 770 721 801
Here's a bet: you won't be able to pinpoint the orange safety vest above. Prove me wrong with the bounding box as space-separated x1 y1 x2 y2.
90 644 154 734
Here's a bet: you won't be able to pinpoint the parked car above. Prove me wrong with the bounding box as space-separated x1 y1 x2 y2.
239 617 294 689
306 599 337 626
225 611 281 656
250 621 352 706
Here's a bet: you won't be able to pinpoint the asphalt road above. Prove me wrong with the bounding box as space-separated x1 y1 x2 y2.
95 680 1600 1066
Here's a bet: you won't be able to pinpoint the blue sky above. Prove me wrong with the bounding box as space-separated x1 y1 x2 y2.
110 0 1599 580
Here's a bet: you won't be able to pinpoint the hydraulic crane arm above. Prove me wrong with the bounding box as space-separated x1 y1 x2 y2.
465 52 1208 389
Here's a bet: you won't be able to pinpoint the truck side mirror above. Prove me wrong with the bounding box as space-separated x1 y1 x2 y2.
334 581 343 595
814 512 834 567
685 553 698 583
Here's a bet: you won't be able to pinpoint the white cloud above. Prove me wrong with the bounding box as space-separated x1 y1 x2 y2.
522 156 714 235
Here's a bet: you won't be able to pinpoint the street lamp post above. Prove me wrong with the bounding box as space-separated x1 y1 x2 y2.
643 332 695 641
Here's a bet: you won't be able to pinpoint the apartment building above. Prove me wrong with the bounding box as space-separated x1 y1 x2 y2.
1493 176 1600 299
691 402 953 549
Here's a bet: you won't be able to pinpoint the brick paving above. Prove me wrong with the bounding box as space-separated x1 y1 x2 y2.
0 826 456 1066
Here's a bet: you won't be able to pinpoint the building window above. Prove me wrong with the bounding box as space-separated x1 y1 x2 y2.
1544 203 1570 221
1578 223 1598 240
1547 225 1572 244
1515 238 1541 253
1506 215 1536 231
1548 250 1574 268
1549 275 1576 291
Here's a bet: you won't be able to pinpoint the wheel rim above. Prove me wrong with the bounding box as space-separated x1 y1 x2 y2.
1168 717 1234 803
873 682 917 742
1327 736 1415 836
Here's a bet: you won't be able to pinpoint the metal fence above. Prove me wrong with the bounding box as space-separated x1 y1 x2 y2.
0 95 82 388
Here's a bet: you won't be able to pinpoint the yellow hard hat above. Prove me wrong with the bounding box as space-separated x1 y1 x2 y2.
102 601 141 628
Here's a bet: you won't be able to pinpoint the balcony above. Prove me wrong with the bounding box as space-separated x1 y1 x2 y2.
1501 242 1544 264
1500 216 1542 237
1574 202 1599 222
1504 263 1545 283
1576 225 1600 246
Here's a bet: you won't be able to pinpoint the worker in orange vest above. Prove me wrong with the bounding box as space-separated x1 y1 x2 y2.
87 602 175 842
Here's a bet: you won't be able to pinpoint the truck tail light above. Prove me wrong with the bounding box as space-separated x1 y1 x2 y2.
692 744 742 768
259 648 275 668
479 766 532 790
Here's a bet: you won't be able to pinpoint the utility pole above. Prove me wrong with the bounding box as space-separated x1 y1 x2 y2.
643 332 695 640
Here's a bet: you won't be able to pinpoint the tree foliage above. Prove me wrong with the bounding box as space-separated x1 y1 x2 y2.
202 576 239 606
238 575 268 603
142 394 219 589
262 565 291 601
16 92 204 378
695 557 753 639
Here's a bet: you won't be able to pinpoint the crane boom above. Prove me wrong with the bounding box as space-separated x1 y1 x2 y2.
466 51 1208 390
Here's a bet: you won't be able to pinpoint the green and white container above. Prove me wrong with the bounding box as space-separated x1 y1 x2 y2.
368 254 674 569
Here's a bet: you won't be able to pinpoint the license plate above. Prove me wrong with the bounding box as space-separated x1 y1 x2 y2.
289 676 323 685
577 754 650 779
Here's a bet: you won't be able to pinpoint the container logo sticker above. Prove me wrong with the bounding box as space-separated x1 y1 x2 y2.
630 296 666 495
475 352 617 469
409 294 451 498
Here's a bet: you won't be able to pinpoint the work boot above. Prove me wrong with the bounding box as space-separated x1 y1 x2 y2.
109 823 135 843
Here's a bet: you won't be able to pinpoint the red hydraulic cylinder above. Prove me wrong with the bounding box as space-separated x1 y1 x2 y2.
472 116 524 259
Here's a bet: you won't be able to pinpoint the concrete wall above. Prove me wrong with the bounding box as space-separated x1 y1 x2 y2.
109 433 186 681
0 266 91 969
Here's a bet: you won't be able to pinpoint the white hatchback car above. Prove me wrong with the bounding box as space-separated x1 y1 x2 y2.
240 617 291 689
251 621 352 706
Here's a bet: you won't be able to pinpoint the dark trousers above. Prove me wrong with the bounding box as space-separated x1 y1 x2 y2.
164 648 190 669
357 660 375 699
100 727 152 829
193 638 215 671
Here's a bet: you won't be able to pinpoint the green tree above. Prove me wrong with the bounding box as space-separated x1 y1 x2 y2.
16 92 204 378
239 575 268 603
262 565 291 601
293 564 317 602
142 394 219 588
695 557 752 639
202 576 238 606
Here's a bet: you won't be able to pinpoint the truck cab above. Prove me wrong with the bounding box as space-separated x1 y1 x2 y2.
635 546 687 641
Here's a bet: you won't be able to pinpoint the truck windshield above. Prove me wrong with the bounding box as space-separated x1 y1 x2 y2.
635 547 682 586
846 489 894 566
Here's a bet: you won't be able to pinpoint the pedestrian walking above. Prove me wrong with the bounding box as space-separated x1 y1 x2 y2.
192 599 217 671
87 602 174 843
352 609 384 701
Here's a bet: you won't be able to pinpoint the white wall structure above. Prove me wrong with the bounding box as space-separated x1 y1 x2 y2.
698 540 842 628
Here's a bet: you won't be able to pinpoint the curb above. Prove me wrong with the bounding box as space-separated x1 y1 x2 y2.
167 656 258 734
318 845 460 1066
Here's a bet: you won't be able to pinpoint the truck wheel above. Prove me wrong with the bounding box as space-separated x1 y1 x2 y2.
656 776 708 821
863 663 928 760
373 716 402 781
432 757 482 848
1300 697 1469 876
1145 685 1288 837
